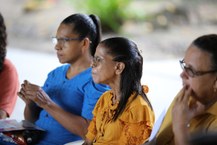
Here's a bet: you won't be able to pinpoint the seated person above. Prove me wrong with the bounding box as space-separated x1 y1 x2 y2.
145 34 217 145
83 37 155 145
0 13 19 119
17 13 109 145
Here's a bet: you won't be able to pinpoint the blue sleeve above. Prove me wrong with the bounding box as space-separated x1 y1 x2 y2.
81 80 109 120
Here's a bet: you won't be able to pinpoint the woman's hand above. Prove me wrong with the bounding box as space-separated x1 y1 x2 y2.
172 87 205 129
17 80 53 108
172 86 205 145
18 80 33 104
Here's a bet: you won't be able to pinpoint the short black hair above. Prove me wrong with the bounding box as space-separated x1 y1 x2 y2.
193 34 217 69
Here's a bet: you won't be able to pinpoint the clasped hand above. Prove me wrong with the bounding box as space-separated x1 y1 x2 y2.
18 80 53 108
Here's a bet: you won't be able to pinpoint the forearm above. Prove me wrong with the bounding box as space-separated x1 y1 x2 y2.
44 102 90 138
173 123 190 145
24 102 42 123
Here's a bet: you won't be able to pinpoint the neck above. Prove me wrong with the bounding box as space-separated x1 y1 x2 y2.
204 97 217 109
109 77 122 103
67 55 91 79
111 87 121 105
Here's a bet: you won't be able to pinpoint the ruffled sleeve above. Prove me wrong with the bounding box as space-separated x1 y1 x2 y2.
118 96 155 145
121 96 154 123
86 116 97 141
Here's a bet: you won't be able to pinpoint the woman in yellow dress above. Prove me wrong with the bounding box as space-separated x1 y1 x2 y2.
83 37 155 145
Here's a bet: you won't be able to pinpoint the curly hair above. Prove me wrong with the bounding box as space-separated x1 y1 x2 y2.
0 13 7 72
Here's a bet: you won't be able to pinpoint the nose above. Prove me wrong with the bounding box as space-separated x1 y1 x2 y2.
91 59 97 68
54 43 62 51
180 69 188 80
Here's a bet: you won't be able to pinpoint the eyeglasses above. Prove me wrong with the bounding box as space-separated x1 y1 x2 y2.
179 59 217 77
91 56 104 67
51 37 82 45
92 56 104 63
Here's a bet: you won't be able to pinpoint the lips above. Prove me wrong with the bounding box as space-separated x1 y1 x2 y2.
92 72 96 76
57 53 63 59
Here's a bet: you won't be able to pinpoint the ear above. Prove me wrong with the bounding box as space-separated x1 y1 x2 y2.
115 62 125 75
81 38 91 53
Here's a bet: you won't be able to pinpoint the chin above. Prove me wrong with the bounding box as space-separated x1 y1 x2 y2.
92 77 99 84
191 94 206 105
58 59 66 64
58 58 62 63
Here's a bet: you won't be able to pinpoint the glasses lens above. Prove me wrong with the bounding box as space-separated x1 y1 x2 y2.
179 60 194 77
185 67 194 77
52 37 57 44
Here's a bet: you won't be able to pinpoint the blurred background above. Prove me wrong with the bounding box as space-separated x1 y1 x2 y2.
1 0 217 121
1 0 217 60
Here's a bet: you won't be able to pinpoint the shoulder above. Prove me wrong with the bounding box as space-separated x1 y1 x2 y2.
86 81 110 93
96 91 112 103
202 102 217 131
0 59 18 79
121 95 155 123
2 59 17 71
93 91 112 107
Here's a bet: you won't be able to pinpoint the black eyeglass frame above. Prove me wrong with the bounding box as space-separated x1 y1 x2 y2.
179 59 217 77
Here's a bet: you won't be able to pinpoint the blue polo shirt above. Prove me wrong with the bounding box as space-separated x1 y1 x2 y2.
35 65 109 145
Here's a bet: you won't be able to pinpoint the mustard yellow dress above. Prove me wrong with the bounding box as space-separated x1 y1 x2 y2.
86 89 155 145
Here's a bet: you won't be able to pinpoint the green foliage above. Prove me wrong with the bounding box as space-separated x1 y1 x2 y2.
68 0 132 33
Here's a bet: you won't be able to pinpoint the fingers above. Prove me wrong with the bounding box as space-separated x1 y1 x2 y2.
24 80 29 85
175 87 185 102
18 82 28 102
182 86 192 103
17 91 25 100
36 90 48 104
32 89 52 108
18 80 52 108
18 80 40 102
176 86 192 104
